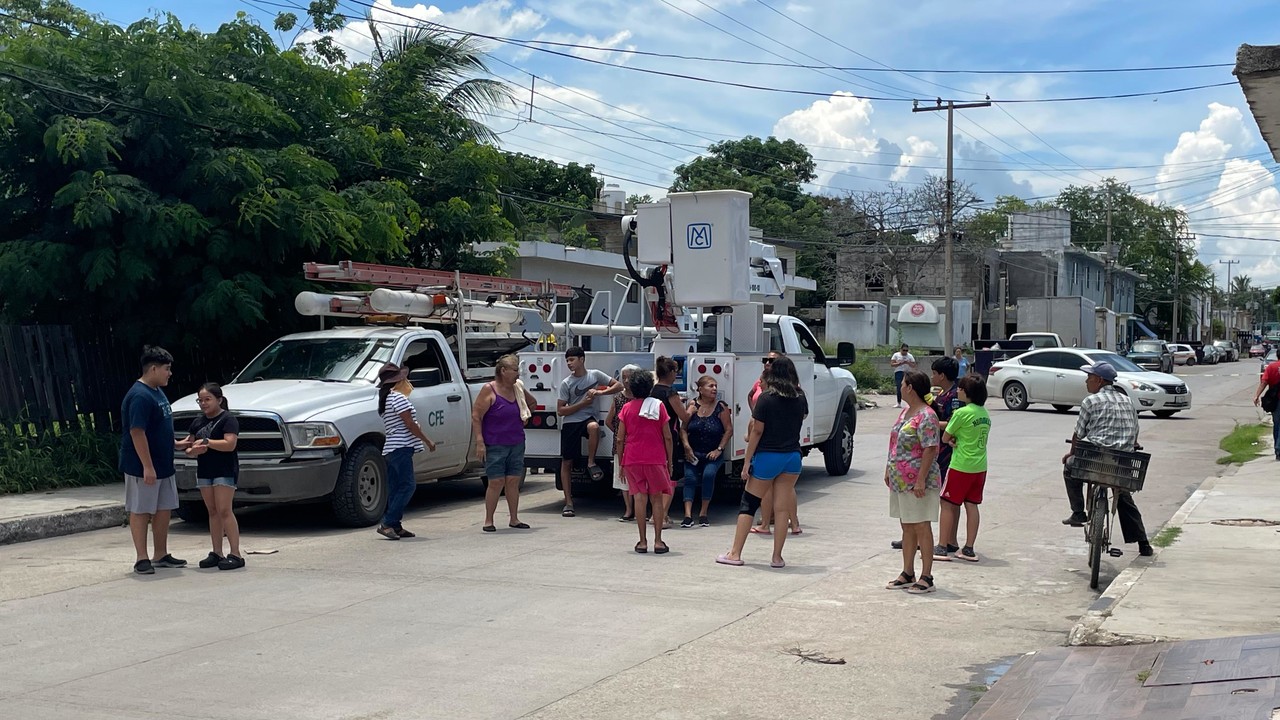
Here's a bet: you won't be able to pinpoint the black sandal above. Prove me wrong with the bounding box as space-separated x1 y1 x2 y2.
635 541 648 554
654 542 670 555
907 575 936 594
886 572 915 589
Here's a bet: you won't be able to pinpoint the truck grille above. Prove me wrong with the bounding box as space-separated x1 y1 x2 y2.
173 412 287 457
1158 384 1187 395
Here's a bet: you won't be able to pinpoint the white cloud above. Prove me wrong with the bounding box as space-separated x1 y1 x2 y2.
531 29 635 63
296 0 546 63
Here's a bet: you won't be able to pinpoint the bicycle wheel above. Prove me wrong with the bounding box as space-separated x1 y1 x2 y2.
1087 488 1108 590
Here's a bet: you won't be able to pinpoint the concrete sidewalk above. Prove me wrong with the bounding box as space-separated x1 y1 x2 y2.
1071 449 1280 646
0 484 125 545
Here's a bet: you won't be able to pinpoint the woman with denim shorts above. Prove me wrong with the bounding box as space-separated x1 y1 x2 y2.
717 356 808 569
376 363 437 540
472 354 537 532
179 383 244 570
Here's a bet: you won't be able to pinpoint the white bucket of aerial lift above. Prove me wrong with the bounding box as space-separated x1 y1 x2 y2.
633 190 754 308
368 288 440 317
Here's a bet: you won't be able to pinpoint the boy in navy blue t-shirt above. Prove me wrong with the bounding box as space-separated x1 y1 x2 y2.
120 346 185 575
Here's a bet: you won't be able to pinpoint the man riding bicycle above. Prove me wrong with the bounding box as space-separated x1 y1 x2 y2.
1060 361 1153 557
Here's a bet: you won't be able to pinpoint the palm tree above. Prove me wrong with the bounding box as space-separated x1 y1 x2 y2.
363 19 513 146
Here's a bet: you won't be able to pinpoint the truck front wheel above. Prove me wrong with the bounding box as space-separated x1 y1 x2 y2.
822 405 855 476
331 442 387 527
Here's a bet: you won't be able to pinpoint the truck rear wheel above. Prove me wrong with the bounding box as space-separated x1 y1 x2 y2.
822 405 855 476
331 442 387 527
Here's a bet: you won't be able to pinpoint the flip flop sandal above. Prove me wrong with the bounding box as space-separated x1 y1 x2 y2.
482 525 497 533
790 528 803 535
654 543 670 555
635 542 648 554
715 553 744 566
770 559 786 568
561 507 576 518
587 465 605 482
509 522 531 529
749 527 772 536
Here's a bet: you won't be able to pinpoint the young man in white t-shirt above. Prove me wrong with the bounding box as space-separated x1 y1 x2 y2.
557 346 623 517
889 344 916 408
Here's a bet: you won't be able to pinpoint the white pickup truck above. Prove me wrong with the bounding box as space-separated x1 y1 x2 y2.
518 314 858 492
170 326 513 526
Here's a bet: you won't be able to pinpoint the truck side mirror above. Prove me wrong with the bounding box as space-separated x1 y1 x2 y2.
828 342 855 367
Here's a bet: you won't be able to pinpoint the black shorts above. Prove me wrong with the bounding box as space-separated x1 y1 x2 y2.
560 419 597 460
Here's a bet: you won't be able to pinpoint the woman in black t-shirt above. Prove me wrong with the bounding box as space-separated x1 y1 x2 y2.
716 356 807 569
178 383 244 571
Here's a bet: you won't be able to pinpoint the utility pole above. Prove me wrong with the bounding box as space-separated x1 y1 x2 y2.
1220 258 1239 338
1172 239 1181 343
913 97 991 350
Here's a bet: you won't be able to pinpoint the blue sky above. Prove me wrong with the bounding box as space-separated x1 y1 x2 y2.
74 0 1280 288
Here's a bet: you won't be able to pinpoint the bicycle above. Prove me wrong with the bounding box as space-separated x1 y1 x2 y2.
1064 440 1151 590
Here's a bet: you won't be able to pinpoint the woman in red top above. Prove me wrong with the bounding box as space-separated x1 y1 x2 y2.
1254 356 1280 460
616 369 675 554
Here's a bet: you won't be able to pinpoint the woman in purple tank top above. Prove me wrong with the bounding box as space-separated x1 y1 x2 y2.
471 355 537 532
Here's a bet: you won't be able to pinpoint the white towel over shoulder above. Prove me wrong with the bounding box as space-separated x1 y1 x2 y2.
639 397 663 420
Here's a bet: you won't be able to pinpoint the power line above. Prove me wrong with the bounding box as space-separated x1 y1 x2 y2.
281 0 1239 105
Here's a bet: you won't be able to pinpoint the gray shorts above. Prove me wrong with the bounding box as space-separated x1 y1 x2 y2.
124 474 179 514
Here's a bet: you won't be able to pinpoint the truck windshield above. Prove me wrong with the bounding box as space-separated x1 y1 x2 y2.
235 338 394 384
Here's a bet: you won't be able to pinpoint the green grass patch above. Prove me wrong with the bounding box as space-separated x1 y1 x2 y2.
0 423 120 494
1151 526 1183 548
1137 669 1151 683
1216 422 1270 465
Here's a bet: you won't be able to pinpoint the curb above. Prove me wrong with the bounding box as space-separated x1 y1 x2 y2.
0 504 128 545
1066 471 1226 647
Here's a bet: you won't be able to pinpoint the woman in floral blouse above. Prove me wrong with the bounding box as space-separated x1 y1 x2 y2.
884 370 942 595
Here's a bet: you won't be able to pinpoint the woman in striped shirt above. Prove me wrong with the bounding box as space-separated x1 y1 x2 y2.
377 363 437 540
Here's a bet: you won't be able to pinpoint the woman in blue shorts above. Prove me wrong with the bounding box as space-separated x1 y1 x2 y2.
180 383 244 571
716 356 808 569
472 354 538 532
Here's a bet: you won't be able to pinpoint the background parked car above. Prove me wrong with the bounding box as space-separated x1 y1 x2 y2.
1168 343 1197 366
1201 344 1222 364
1263 347 1278 374
1126 339 1175 374
1249 343 1266 358
985 347 1191 418
1212 340 1240 362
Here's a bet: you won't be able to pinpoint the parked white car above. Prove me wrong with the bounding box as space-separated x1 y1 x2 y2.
986 347 1192 418
1168 343 1197 366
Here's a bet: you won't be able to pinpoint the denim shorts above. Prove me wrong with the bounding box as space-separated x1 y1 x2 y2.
485 442 526 479
749 451 803 481
196 476 236 488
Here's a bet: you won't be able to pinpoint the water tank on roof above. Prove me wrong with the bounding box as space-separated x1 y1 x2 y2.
600 183 626 214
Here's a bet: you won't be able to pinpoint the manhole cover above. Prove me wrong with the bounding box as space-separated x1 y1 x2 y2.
1211 519 1280 527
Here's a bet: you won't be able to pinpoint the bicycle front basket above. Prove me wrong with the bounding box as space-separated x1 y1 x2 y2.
1070 443 1150 493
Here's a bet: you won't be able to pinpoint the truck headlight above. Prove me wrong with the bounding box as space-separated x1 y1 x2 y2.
286 422 343 449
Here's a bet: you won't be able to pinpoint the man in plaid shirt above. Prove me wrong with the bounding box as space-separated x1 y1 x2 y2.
1060 361 1152 557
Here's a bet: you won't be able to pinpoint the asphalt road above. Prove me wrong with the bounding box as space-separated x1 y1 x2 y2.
0 363 1263 720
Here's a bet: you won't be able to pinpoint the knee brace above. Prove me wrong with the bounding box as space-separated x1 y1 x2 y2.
738 490 763 517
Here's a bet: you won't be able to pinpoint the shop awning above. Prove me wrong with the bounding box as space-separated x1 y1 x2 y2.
1134 320 1158 339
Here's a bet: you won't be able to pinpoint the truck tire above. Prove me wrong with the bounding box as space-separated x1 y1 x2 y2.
822 404 855 476
331 442 387 527
1003 382 1029 411
176 501 208 525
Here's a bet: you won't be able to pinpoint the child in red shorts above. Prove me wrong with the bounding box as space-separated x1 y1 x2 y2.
616 369 674 554
941 374 992 561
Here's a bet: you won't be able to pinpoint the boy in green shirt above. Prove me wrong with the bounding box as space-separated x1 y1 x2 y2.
940 375 992 562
